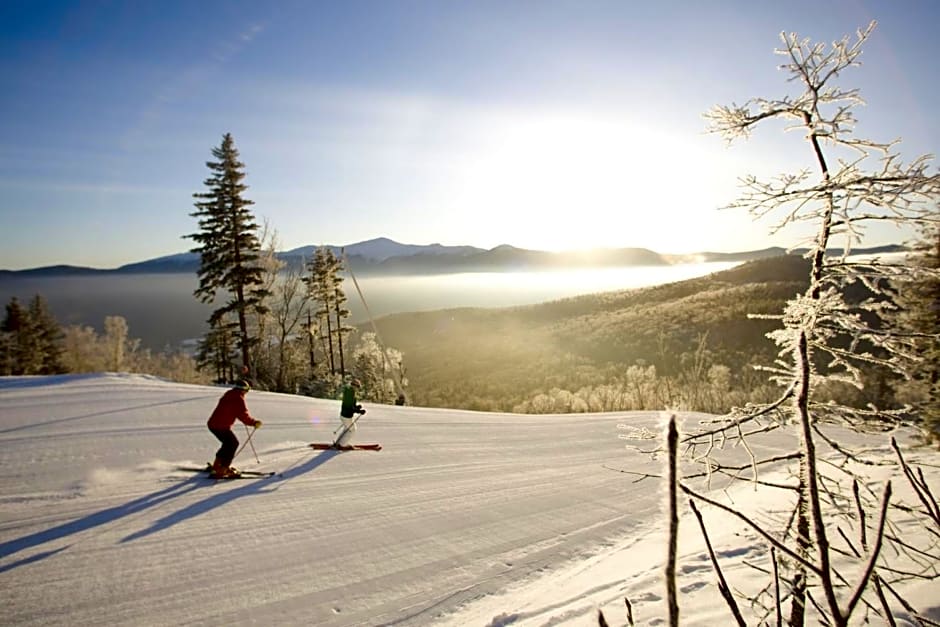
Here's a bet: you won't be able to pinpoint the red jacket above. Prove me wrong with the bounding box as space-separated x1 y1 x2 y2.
207 389 259 430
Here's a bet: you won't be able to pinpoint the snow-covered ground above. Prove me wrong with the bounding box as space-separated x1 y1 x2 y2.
1 374 937 626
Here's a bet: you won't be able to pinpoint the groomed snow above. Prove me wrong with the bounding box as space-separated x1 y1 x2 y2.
1 374 937 626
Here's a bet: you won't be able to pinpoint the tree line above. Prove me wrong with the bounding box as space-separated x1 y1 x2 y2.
2 134 408 405
0 287 405 407
1 295 202 381
183 132 406 403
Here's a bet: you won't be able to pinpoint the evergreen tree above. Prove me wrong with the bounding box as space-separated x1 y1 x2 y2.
330 252 353 376
186 133 269 379
1 295 63 375
304 247 330 372
890 221 940 440
304 247 346 375
0 296 26 375
0 328 12 375
195 318 239 383
0 297 27 375
306 310 317 371
28 295 64 374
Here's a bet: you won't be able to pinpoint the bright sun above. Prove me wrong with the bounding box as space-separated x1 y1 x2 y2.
446 112 730 252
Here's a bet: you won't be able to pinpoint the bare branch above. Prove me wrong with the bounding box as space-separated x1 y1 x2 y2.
680 482 823 576
689 499 748 626
844 482 893 618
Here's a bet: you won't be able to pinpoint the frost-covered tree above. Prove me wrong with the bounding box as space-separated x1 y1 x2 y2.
250 227 312 393
103 315 134 372
304 247 350 376
60 325 103 372
186 133 270 379
351 332 407 404
699 22 938 626
616 22 940 627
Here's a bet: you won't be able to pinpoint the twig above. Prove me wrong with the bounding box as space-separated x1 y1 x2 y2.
680 482 823 576
682 383 795 443
873 576 897 627
892 437 940 526
856 477 898 627
666 415 680 627
844 482 892 619
625 597 635 627
771 546 782 627
805 590 832 627
880 578 940 627
689 499 747 626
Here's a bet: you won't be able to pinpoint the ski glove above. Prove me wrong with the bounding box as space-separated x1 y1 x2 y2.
254 420 263 428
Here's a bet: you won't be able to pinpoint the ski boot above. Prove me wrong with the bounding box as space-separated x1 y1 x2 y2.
211 461 241 479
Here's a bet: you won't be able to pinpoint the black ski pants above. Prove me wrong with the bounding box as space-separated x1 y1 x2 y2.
209 428 239 466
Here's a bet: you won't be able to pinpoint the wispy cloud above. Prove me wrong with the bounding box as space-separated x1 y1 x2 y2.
122 19 269 149
0 178 189 197
211 20 266 63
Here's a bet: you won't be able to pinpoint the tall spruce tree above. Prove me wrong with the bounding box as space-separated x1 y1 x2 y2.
29 295 64 374
186 133 269 379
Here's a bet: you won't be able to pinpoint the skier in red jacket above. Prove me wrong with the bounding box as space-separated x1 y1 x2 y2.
207 380 262 478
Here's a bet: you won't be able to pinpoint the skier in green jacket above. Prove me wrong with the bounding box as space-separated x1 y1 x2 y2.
340 377 365 419
336 378 365 446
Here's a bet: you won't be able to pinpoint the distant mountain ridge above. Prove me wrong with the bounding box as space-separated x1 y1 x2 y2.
0 238 906 277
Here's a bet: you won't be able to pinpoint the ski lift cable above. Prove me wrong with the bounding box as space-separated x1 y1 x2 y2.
341 248 406 399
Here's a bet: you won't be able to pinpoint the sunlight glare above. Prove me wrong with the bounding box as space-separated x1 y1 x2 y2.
447 112 726 252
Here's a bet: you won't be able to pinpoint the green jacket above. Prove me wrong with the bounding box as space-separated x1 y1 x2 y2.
340 384 359 418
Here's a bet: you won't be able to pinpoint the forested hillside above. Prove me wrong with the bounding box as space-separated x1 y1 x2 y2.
368 255 815 412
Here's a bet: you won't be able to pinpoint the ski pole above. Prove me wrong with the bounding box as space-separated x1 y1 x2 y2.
234 424 260 463
244 423 260 463
246 424 260 463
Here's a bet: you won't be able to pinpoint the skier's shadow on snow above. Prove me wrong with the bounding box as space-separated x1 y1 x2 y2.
121 450 342 543
0 475 205 572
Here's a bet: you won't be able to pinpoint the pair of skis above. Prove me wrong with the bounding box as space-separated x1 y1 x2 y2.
176 464 277 480
309 442 382 451
178 413 382 481
312 409 382 451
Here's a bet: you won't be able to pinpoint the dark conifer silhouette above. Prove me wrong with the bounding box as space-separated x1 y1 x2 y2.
186 133 269 379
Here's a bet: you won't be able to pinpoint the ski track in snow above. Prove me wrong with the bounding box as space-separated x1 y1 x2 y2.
1 374 938 626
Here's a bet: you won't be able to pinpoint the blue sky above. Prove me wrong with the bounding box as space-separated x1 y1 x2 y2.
1 0 937 269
